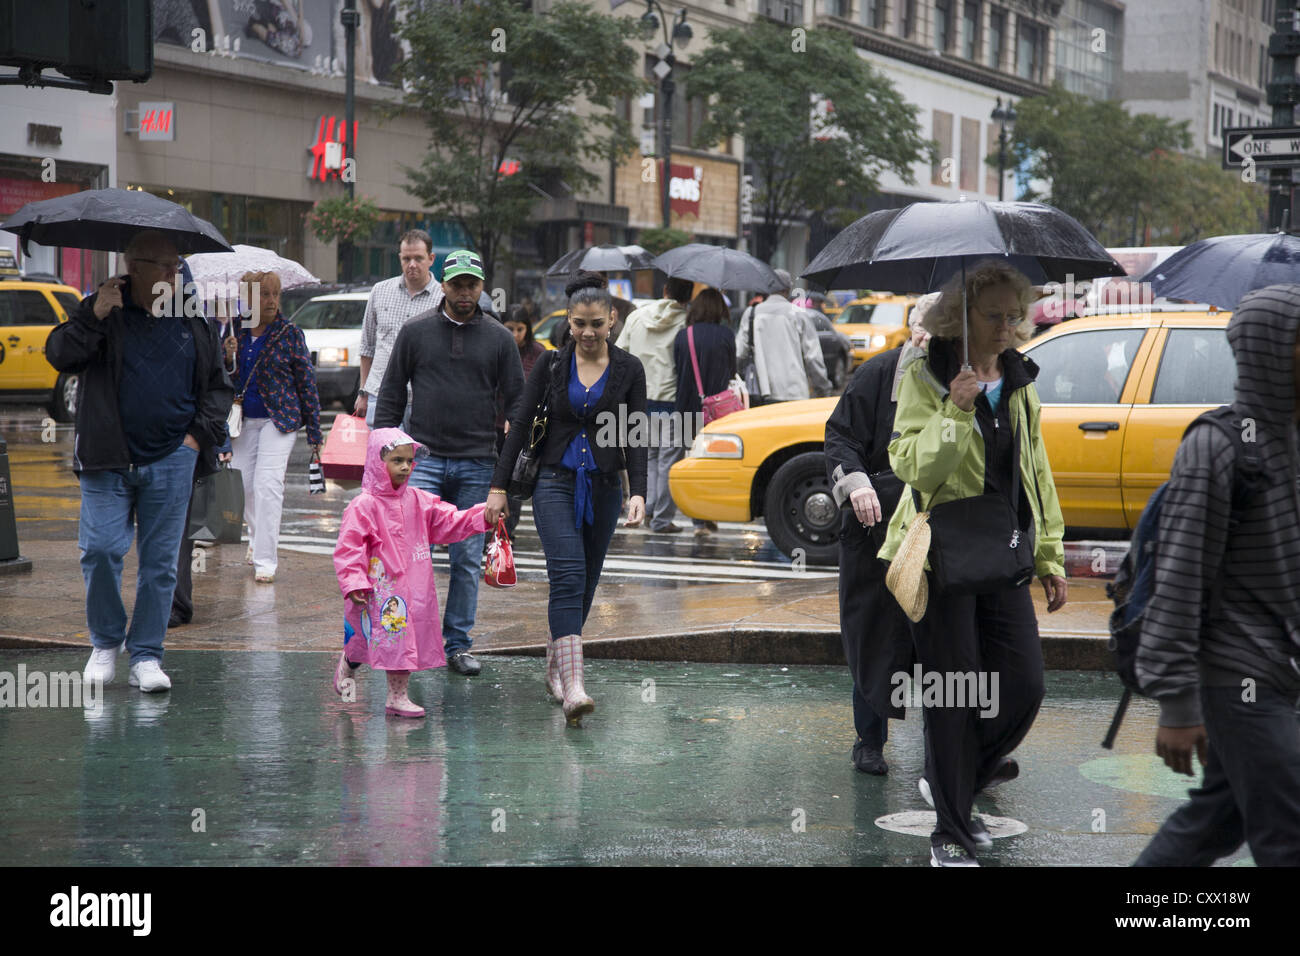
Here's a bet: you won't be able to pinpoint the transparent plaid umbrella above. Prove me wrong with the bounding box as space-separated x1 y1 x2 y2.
186 244 319 290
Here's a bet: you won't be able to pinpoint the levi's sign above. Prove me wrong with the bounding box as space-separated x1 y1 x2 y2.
1222 126 1300 169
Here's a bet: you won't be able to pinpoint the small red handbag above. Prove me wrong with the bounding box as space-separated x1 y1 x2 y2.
689 326 747 424
483 516 517 588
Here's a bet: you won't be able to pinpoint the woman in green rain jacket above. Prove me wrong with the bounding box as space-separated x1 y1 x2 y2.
879 260 1068 867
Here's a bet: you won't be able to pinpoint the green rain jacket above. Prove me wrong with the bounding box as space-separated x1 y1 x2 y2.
878 340 1066 580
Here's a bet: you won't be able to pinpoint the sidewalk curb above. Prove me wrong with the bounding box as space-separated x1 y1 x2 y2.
476 627 1114 670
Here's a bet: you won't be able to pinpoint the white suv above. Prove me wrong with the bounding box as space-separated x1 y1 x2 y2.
290 292 370 408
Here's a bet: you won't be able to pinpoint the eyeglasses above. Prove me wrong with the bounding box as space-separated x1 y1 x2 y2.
974 306 1024 327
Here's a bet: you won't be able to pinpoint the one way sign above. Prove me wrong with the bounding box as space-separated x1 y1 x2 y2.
1222 126 1300 169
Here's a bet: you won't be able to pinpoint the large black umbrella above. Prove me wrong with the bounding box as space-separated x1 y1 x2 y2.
653 243 784 293
546 244 656 276
802 200 1123 291
801 200 1124 365
1 187 233 255
1139 232 1300 311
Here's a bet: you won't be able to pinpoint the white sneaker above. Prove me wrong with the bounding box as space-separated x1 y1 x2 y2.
84 647 118 684
128 659 172 693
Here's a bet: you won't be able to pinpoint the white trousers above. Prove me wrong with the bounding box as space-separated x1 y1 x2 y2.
231 417 297 576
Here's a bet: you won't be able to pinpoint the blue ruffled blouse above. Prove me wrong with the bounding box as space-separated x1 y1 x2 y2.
560 352 610 529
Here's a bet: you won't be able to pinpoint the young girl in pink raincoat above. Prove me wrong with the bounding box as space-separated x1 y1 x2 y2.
332 427 489 717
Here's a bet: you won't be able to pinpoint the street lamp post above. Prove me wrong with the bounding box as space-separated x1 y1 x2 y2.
340 0 359 282
641 2 692 229
992 97 1016 202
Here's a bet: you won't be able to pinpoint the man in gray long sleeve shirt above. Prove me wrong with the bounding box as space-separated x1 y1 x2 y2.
1134 285 1300 866
374 249 524 676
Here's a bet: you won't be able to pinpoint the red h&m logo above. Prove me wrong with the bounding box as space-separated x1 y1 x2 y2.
139 106 173 135
308 116 359 181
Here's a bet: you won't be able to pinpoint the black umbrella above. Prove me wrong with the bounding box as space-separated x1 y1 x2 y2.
1 187 233 255
801 200 1124 365
546 244 656 276
652 243 785 293
1139 232 1300 311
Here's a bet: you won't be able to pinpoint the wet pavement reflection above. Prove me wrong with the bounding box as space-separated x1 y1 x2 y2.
0 649 1251 866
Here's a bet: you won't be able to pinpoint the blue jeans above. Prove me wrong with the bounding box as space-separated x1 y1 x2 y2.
407 454 494 655
532 467 623 640
1135 683 1300 866
78 443 199 665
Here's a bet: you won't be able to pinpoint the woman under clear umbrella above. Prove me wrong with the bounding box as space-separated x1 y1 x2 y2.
878 260 1068 867
230 270 323 583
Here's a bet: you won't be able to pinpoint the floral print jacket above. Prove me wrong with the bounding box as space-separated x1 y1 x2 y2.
234 313 323 446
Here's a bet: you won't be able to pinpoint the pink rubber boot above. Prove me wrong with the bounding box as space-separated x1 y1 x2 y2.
384 671 425 718
545 639 564 703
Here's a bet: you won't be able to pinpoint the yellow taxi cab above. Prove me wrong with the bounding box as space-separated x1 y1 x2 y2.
669 307 1232 564
535 309 566 349
831 294 917 368
0 277 84 421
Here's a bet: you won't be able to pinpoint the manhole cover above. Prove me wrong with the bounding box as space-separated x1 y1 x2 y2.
874 810 1027 839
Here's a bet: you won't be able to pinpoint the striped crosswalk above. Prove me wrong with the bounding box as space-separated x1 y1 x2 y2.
274 506 837 583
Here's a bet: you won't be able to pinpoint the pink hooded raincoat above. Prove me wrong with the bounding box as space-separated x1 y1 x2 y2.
334 427 489 671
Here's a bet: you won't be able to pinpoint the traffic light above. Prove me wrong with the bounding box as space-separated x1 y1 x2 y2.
0 0 153 91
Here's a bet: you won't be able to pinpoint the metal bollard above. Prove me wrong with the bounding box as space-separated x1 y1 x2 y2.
0 435 33 574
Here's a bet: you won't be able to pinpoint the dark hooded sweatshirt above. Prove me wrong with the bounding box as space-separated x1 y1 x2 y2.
1136 285 1300 726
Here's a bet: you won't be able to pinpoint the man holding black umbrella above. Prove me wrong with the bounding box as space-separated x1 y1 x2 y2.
48 231 234 693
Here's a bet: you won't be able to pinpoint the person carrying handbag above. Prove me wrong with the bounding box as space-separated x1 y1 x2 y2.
489 271 647 726
673 288 738 536
230 270 323 583
877 260 1067 867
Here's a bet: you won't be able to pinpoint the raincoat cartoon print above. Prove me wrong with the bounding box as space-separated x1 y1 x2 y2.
334 427 489 671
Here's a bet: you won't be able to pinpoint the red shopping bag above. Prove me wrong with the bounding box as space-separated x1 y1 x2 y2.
320 414 369 482
484 516 517 588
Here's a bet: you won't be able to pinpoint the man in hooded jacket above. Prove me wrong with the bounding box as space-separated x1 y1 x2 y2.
1134 285 1300 866
617 277 693 533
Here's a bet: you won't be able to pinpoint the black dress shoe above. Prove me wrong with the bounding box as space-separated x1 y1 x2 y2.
167 613 190 629
447 651 482 676
851 738 888 775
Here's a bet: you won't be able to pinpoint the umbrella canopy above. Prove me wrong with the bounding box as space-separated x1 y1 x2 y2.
545 244 656 276
1139 232 1300 311
801 200 1124 292
186 244 319 291
652 244 785 293
1 187 233 255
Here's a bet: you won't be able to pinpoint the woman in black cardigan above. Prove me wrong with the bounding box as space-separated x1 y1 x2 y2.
489 271 647 725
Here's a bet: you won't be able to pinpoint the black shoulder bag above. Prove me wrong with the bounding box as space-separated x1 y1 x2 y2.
914 420 1035 595
508 351 560 500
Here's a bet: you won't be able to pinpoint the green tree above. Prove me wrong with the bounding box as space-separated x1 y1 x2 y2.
396 0 645 279
687 21 930 264
1005 85 1266 245
636 226 692 256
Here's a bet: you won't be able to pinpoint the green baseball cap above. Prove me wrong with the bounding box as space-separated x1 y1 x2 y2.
442 249 485 281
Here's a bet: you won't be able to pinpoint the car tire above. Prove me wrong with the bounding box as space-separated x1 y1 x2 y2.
50 372 78 422
763 451 840 566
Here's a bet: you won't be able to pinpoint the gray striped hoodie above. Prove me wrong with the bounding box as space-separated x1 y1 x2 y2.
1136 285 1300 727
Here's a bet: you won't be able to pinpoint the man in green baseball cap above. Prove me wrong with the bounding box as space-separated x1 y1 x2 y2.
442 249 486 282
374 246 525 678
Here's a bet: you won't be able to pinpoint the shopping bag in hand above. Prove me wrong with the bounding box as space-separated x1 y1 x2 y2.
188 462 245 544
483 516 517 588
321 414 368 481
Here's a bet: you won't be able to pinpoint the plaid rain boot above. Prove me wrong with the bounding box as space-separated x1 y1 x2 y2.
545 638 564 703
554 634 594 726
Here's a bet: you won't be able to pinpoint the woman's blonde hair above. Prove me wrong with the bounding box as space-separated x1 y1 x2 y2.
926 259 1035 346
240 270 283 295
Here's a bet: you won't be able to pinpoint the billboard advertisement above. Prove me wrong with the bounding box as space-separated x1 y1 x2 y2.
152 0 403 84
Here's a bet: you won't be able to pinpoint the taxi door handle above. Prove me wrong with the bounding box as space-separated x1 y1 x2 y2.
1078 421 1119 432
5 335 19 346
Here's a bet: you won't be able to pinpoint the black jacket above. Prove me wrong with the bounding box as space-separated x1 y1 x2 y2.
492 341 649 498
45 277 235 477
672 322 737 416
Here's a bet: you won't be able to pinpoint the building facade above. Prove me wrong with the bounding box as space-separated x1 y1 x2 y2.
1124 0 1276 160
0 86 117 292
